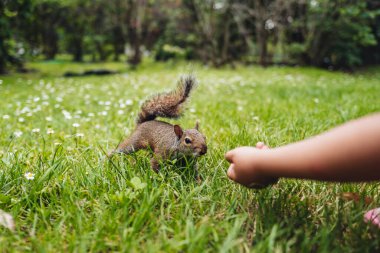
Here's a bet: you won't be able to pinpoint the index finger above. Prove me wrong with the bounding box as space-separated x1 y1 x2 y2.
225 150 235 163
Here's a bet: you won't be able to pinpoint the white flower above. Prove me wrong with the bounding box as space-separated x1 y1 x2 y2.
72 123 80 128
310 0 318 7
47 128 55 135
46 116 53 122
32 128 40 133
62 110 72 119
3 115 10 120
190 108 196 113
18 117 25 122
118 110 124 115
20 106 31 114
265 19 275 30
75 133 84 138
126 99 133 105
14 131 23 138
88 113 95 117
105 101 111 106
285 75 293 81
24 172 35 180
237 106 243 111
0 209 15 231
214 2 224 10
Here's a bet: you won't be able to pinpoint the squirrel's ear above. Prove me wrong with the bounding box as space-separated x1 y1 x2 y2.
174 125 183 139
195 120 200 130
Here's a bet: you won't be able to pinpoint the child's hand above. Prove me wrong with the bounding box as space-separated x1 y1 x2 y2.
225 143 278 189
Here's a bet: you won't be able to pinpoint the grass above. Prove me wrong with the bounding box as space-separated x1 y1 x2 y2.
0 60 379 252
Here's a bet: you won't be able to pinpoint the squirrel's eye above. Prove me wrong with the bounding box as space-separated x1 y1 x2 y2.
185 137 192 144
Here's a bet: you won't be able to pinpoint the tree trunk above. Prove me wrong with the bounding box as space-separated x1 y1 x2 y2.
72 38 83 62
0 37 7 74
42 29 58 60
127 25 141 66
126 0 144 67
113 44 120 61
256 22 268 67
254 0 268 67
113 31 124 61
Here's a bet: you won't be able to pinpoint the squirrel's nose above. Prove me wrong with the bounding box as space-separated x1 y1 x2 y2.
199 145 207 155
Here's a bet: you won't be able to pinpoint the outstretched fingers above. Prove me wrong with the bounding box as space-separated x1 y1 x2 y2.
256 142 269 150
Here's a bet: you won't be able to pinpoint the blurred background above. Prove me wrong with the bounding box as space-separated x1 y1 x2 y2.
1 0 379 74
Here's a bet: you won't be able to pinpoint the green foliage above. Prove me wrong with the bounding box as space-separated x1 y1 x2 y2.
0 61 379 251
0 0 379 72
287 43 307 64
155 44 187 61
305 0 378 69
0 0 33 73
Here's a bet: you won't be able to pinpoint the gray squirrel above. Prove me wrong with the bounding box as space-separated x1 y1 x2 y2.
109 75 207 177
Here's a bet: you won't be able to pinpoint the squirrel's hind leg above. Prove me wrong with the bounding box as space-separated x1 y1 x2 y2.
110 136 146 157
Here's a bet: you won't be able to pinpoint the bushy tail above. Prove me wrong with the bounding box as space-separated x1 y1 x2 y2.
137 75 197 124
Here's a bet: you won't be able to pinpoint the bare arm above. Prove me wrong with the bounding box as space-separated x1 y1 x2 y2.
225 113 380 188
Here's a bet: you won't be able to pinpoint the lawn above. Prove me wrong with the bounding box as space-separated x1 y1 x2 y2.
0 61 379 252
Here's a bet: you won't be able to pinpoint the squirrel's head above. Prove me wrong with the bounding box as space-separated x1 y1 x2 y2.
174 121 207 157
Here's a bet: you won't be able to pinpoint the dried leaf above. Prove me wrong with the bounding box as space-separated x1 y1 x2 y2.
0 209 15 231
341 192 373 205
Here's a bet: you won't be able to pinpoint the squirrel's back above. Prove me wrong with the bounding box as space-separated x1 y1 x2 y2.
136 75 197 125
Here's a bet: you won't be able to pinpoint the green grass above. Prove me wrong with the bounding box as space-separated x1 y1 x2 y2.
0 61 379 252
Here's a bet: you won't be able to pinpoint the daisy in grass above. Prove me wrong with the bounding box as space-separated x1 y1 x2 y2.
24 172 35 180
13 131 23 138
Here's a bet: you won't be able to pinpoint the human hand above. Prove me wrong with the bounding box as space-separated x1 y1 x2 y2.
225 143 278 189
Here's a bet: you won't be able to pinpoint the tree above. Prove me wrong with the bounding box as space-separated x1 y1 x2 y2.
305 0 378 69
0 0 33 73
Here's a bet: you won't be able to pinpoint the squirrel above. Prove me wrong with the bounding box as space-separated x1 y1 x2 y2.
109 75 207 177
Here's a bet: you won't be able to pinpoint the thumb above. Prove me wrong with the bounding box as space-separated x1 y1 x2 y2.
227 165 237 181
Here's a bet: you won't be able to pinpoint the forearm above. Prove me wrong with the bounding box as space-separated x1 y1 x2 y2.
261 113 380 182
